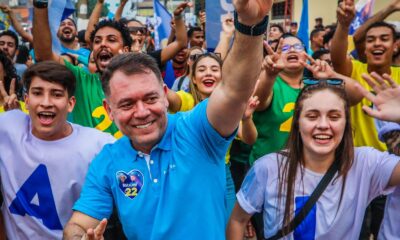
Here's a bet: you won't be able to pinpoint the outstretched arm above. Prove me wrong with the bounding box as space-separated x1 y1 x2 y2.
207 0 273 137
331 0 355 77
159 2 191 65
85 0 105 44
0 4 33 43
32 5 62 63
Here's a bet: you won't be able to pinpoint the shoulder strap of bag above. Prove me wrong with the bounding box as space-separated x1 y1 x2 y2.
266 159 340 240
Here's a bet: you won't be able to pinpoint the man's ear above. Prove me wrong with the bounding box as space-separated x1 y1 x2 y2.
24 93 29 110
103 99 114 121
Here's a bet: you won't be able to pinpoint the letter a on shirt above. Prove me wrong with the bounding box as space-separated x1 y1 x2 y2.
8 164 62 230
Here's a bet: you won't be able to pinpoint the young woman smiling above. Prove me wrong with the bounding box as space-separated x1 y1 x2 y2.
227 75 400 239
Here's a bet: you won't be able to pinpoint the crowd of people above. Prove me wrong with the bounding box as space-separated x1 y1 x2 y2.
0 0 399 239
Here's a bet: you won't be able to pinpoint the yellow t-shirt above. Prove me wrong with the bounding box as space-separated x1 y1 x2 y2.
175 91 232 164
351 60 400 151
0 101 28 114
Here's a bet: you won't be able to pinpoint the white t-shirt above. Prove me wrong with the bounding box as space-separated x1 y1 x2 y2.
0 110 115 240
237 147 399 240
378 186 400 240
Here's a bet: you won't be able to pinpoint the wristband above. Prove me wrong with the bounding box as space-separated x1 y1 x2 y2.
33 0 48 8
174 14 183 20
234 11 269 36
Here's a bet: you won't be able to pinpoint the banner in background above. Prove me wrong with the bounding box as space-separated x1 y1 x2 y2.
297 0 309 52
349 0 375 35
153 0 172 50
205 0 233 50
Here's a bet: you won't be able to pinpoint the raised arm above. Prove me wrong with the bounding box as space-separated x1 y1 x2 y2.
331 0 355 77
32 5 62 63
353 0 400 45
63 212 106 240
114 0 128 21
352 0 400 62
254 40 284 111
207 0 273 137
214 15 235 60
0 5 33 44
159 2 191 65
85 0 104 44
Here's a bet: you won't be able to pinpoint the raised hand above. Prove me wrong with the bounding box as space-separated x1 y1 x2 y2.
221 14 235 36
81 219 107 240
199 10 206 27
337 0 356 27
262 39 284 76
390 0 400 11
233 0 273 26
173 2 193 17
0 4 11 13
243 80 260 120
356 72 400 123
0 78 20 111
301 54 337 79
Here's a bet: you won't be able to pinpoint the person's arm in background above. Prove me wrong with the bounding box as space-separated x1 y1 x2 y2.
352 0 400 62
207 0 272 137
0 4 33 44
84 0 104 45
199 10 207 49
159 2 191 65
32 5 62 63
302 54 364 106
214 15 235 60
356 73 400 187
331 0 355 77
254 40 284 111
114 0 128 21
167 19 176 45
238 94 259 145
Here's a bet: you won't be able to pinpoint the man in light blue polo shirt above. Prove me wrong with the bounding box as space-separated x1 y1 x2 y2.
63 0 273 239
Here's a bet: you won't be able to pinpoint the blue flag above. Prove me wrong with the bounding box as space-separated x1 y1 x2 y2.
349 0 375 35
297 0 309 52
153 0 172 50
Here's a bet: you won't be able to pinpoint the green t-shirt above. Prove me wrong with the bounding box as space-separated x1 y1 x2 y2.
249 76 300 165
65 60 122 138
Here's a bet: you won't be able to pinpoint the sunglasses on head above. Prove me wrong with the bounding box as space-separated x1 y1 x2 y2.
128 26 147 34
189 52 222 62
303 78 344 88
281 43 305 53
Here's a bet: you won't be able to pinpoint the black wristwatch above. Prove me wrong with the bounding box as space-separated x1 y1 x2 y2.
33 0 48 8
234 11 269 36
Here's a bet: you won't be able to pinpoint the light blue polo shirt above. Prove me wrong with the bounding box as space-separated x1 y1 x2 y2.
73 100 235 239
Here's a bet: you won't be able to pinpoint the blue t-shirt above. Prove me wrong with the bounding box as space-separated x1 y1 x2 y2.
73 100 235 239
60 46 90 66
